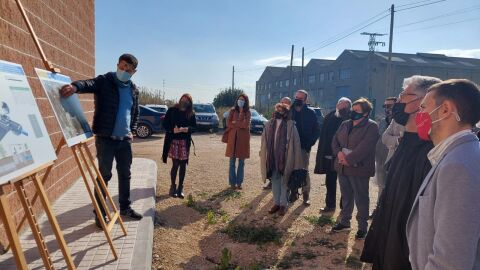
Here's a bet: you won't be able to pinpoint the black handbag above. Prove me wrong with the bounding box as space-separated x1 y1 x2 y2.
287 169 308 203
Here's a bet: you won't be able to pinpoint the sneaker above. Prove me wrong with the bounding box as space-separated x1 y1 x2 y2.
332 223 351 232
303 193 311 206
355 230 367 239
120 208 143 220
94 215 107 229
263 181 272 190
320 206 336 213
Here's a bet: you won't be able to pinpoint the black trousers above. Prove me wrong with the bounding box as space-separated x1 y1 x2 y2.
94 137 132 216
325 170 338 208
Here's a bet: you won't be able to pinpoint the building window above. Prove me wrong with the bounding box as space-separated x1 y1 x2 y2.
280 81 283 87
286 80 290 87
268 83 272 89
275 81 279 87
319 73 325 82
339 69 351 80
328 71 334 81
293 78 297 86
264 83 267 90
308 74 315 84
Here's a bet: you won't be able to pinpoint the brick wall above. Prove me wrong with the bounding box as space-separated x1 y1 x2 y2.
0 0 95 246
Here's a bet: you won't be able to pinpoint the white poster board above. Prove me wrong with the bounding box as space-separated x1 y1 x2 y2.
0 60 56 184
35 68 93 147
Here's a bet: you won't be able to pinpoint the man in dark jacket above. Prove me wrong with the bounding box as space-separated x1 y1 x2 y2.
361 75 441 269
314 97 351 212
292 90 319 206
60 54 143 227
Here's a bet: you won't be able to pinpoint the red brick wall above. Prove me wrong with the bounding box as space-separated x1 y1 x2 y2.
0 0 95 246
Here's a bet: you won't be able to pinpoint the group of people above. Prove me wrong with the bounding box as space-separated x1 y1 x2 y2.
61 53 480 269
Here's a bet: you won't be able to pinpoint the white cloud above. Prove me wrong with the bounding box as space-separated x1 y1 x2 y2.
428 49 480 59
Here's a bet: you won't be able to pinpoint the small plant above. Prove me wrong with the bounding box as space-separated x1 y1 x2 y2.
209 189 242 202
222 223 282 245
221 214 230 223
184 194 212 214
345 255 363 269
186 194 195 207
207 210 217 224
303 215 335 227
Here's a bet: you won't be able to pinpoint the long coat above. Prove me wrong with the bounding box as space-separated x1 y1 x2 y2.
314 110 344 174
225 108 251 159
259 119 303 184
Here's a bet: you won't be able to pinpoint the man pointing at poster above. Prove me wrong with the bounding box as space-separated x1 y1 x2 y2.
60 54 143 228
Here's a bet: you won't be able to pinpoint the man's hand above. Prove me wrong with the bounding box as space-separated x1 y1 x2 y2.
60 84 77 98
127 132 134 141
337 151 349 166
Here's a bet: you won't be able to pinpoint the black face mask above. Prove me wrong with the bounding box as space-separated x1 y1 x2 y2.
274 111 285 119
392 103 410 126
350 111 365 121
339 108 350 120
294 99 304 107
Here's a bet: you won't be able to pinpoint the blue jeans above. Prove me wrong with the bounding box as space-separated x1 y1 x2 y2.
229 157 245 186
271 170 288 207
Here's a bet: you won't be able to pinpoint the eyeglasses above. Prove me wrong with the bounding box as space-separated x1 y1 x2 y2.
382 104 394 108
398 91 418 99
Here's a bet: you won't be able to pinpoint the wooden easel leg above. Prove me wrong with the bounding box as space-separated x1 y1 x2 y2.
32 174 76 270
14 180 54 269
82 142 127 236
77 145 112 221
0 193 28 269
8 138 66 251
71 145 118 260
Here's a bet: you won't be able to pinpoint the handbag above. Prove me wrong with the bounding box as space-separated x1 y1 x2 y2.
287 169 308 203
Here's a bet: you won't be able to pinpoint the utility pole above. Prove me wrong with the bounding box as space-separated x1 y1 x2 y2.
289 45 294 95
301 47 305 88
386 4 395 97
232 65 235 91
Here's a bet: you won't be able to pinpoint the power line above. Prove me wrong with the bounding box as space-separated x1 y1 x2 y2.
396 0 444 8
396 0 447 12
305 13 390 56
396 16 480 33
395 5 480 28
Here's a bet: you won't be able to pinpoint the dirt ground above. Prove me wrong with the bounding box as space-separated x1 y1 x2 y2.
132 132 378 270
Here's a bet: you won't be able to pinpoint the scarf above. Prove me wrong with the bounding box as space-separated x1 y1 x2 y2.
267 118 288 176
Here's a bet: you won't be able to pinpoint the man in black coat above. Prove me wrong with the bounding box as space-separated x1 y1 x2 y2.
314 97 351 212
60 54 143 228
292 90 319 206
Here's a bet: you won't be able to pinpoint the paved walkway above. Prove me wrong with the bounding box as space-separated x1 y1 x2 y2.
0 158 157 270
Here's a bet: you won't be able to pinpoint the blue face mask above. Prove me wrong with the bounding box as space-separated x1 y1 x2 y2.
237 99 245 108
116 69 132 82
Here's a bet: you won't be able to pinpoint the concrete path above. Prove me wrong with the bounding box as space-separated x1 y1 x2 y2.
0 158 157 270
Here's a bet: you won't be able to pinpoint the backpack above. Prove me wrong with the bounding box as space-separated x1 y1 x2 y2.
287 169 308 203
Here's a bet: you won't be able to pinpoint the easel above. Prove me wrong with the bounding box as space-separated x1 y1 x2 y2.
0 162 76 270
7 137 128 262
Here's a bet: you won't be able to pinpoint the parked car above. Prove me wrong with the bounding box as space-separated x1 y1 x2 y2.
134 105 165 138
145 104 168 114
193 103 219 132
309 106 325 134
223 109 268 133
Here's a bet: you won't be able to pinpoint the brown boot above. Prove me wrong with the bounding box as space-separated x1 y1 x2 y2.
278 206 287 216
269 205 280 214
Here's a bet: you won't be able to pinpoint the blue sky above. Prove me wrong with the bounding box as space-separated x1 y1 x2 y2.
95 0 480 104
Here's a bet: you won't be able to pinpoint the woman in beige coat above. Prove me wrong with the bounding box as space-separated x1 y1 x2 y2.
260 103 303 215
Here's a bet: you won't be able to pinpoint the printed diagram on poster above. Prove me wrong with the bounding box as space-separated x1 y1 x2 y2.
35 68 93 147
0 60 56 184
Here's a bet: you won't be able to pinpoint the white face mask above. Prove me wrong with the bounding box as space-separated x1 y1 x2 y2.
116 69 132 82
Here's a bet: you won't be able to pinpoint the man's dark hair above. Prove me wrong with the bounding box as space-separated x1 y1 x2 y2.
352 97 373 114
428 79 480 127
385 97 397 102
118 54 138 69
